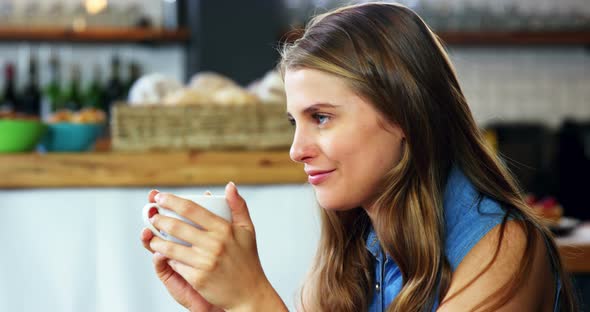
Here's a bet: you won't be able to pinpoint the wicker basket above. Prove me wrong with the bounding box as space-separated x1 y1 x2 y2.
255 104 294 149
111 102 293 151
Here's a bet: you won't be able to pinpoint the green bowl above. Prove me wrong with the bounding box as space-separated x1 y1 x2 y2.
0 119 47 153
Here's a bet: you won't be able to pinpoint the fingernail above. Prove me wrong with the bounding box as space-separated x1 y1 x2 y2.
148 207 158 218
155 193 164 203
229 181 239 194
149 216 156 223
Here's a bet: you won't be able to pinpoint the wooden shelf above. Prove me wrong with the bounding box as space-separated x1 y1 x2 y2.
3 27 588 45
556 223 590 273
281 30 590 46
438 30 590 46
0 27 190 43
558 243 590 273
0 150 306 188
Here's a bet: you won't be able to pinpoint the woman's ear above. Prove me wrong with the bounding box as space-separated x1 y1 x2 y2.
392 123 406 141
378 117 405 139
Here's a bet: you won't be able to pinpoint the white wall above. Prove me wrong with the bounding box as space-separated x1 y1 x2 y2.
450 47 590 127
0 184 320 312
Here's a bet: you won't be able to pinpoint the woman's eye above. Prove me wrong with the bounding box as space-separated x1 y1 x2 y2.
312 113 330 125
287 117 296 126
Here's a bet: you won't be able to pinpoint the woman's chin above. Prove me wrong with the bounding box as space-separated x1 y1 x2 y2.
315 194 357 211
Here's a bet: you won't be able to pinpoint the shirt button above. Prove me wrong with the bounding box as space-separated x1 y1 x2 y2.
375 283 381 292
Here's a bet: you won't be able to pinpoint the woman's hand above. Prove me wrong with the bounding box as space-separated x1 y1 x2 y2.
147 183 287 311
141 190 222 312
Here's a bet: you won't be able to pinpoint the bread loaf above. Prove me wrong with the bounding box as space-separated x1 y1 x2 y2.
128 73 183 106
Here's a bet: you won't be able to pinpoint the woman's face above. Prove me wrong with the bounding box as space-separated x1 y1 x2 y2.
285 68 405 211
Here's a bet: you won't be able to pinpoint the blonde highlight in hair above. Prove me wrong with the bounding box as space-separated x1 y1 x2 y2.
282 3 577 312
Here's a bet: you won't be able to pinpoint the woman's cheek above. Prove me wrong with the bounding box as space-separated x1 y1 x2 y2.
325 125 359 155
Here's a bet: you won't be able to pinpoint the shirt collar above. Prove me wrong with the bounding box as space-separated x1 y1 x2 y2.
365 225 380 258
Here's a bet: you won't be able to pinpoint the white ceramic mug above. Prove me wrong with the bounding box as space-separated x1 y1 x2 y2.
142 194 231 246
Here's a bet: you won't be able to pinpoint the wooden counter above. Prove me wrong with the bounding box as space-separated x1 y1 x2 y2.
556 223 590 274
1 151 588 273
0 150 306 188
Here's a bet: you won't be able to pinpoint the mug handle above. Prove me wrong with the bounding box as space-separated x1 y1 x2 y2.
142 203 167 240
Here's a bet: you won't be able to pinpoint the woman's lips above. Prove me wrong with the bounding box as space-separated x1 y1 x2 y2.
307 169 335 185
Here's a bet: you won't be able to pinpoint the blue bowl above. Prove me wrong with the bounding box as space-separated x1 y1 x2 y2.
41 123 104 152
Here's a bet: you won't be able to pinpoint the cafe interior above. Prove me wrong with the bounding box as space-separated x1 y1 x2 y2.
0 0 589 311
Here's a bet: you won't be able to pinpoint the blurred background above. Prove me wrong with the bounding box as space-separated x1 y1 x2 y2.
0 0 589 311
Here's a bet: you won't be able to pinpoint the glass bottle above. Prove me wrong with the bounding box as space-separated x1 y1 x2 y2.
84 64 105 111
104 55 124 118
42 52 64 120
64 64 82 111
21 52 41 117
123 61 142 99
1 63 18 113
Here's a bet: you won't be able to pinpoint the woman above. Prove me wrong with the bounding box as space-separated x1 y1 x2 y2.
141 3 577 311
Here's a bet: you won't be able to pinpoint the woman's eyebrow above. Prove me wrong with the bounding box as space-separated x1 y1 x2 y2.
287 103 340 118
303 103 339 114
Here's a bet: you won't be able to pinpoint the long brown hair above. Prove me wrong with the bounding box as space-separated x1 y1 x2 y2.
280 3 577 312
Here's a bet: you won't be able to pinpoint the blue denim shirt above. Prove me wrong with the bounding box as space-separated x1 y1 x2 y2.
366 167 561 311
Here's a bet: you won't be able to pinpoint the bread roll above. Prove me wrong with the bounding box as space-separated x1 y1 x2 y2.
128 73 183 106
189 71 238 92
162 88 215 106
72 108 107 123
48 110 74 123
212 87 259 106
250 70 286 104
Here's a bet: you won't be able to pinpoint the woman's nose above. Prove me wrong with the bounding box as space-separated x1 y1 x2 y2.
289 127 316 163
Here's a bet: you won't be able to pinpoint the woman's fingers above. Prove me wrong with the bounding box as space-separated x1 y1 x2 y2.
142 190 160 253
152 251 179 284
167 259 200 287
141 228 155 253
168 251 215 275
150 236 216 270
148 189 160 203
155 193 228 232
153 251 169 272
150 235 225 273
150 214 220 250
225 182 254 231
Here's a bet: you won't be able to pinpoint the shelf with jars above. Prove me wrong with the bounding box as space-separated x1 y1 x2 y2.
281 29 590 46
0 0 188 43
282 0 590 46
437 30 590 46
0 27 189 43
